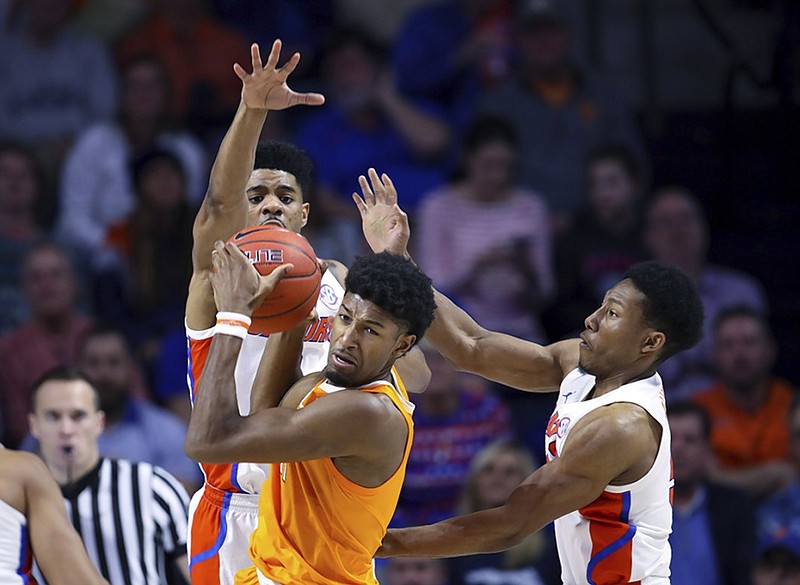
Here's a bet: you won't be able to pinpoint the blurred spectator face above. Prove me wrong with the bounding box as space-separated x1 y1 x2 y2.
713 314 776 392
516 20 571 76
385 557 448 585
79 333 133 416
29 379 103 480
326 43 380 112
588 158 638 223
137 156 186 212
22 246 78 320
474 447 529 509
0 149 39 212
669 411 710 489
465 139 516 197
753 547 800 585
416 349 461 417
121 60 170 123
645 189 707 269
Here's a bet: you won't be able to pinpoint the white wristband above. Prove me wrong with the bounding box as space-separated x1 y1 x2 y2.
215 311 252 339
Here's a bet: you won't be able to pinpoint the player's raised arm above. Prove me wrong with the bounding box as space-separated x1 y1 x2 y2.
353 168 577 392
188 40 324 329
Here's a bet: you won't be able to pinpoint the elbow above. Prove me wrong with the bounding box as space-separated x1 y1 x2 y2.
185 427 220 463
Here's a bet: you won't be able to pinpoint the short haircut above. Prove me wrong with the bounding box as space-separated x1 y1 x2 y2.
587 144 642 184
130 148 186 193
253 141 314 195
30 366 100 412
463 116 519 154
713 305 771 337
623 261 704 361
667 401 711 440
344 252 435 341
78 324 132 360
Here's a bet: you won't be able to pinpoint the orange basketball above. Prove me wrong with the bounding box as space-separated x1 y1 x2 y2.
228 225 321 335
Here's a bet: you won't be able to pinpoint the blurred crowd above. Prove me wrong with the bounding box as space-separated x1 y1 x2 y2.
1 0 799 583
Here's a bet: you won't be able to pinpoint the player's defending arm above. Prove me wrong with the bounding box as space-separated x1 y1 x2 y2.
378 403 661 558
23 453 109 585
353 168 576 392
187 40 324 330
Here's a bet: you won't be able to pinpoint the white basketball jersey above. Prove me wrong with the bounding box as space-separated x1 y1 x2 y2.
186 269 345 494
0 498 32 584
544 369 673 585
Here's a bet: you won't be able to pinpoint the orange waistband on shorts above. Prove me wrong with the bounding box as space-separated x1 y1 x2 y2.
200 483 261 511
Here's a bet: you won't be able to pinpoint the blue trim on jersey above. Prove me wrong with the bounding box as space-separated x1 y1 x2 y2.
17 524 29 584
586 491 637 585
186 335 196 406
229 463 244 493
189 491 232 572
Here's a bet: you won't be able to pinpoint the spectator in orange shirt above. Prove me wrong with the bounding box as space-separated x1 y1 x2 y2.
693 306 795 500
116 0 250 141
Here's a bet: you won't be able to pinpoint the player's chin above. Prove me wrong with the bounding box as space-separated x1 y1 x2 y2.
324 367 356 388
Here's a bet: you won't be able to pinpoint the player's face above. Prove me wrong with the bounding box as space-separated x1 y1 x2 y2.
578 279 663 379
245 169 309 234
29 380 104 477
325 293 415 388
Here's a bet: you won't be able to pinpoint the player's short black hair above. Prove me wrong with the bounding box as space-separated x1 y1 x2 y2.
667 400 711 440
30 366 100 412
345 252 435 342
623 261 704 362
254 141 314 195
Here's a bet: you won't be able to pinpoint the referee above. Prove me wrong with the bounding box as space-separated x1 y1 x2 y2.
28 366 191 585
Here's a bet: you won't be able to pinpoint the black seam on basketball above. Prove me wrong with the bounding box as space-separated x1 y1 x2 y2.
253 279 321 320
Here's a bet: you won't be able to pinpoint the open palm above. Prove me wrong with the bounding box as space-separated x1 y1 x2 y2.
234 40 325 111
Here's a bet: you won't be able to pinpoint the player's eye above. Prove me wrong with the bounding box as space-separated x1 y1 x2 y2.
249 195 264 204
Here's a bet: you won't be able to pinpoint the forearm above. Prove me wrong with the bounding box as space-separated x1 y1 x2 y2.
251 326 306 412
382 94 450 157
206 101 267 208
185 334 245 460
381 507 525 558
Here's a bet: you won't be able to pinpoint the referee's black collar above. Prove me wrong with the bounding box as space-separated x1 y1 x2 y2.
60 457 104 499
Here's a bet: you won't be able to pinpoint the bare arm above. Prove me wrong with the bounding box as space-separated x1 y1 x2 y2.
377 72 451 158
187 40 324 330
175 554 191 584
24 455 109 585
353 168 578 391
378 403 661 557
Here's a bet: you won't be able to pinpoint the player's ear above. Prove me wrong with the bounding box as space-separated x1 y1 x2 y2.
300 201 310 228
392 334 416 359
642 330 666 356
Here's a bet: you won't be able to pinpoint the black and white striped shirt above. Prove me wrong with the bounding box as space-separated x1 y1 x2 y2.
35 458 189 585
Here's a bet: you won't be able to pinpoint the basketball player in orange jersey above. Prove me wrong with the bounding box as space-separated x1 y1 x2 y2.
354 178 706 585
0 447 108 585
185 41 429 585
185 247 436 585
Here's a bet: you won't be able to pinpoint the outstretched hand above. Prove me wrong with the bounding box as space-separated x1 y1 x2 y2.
210 240 293 315
352 168 410 256
234 40 325 111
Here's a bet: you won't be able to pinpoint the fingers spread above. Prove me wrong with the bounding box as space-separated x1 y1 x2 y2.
266 39 282 69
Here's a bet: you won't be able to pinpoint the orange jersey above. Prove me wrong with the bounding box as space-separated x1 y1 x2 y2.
247 374 414 585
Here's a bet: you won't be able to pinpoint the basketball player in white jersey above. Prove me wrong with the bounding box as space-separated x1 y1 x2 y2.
354 179 705 584
0 447 107 585
185 41 428 585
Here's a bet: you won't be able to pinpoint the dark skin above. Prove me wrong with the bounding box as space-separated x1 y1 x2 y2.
186 40 429 399
185 241 415 488
353 171 667 558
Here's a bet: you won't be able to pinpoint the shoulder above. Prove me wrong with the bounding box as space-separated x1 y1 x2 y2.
568 401 657 451
321 258 347 287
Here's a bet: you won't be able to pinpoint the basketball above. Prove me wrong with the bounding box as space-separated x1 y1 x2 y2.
228 225 321 335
